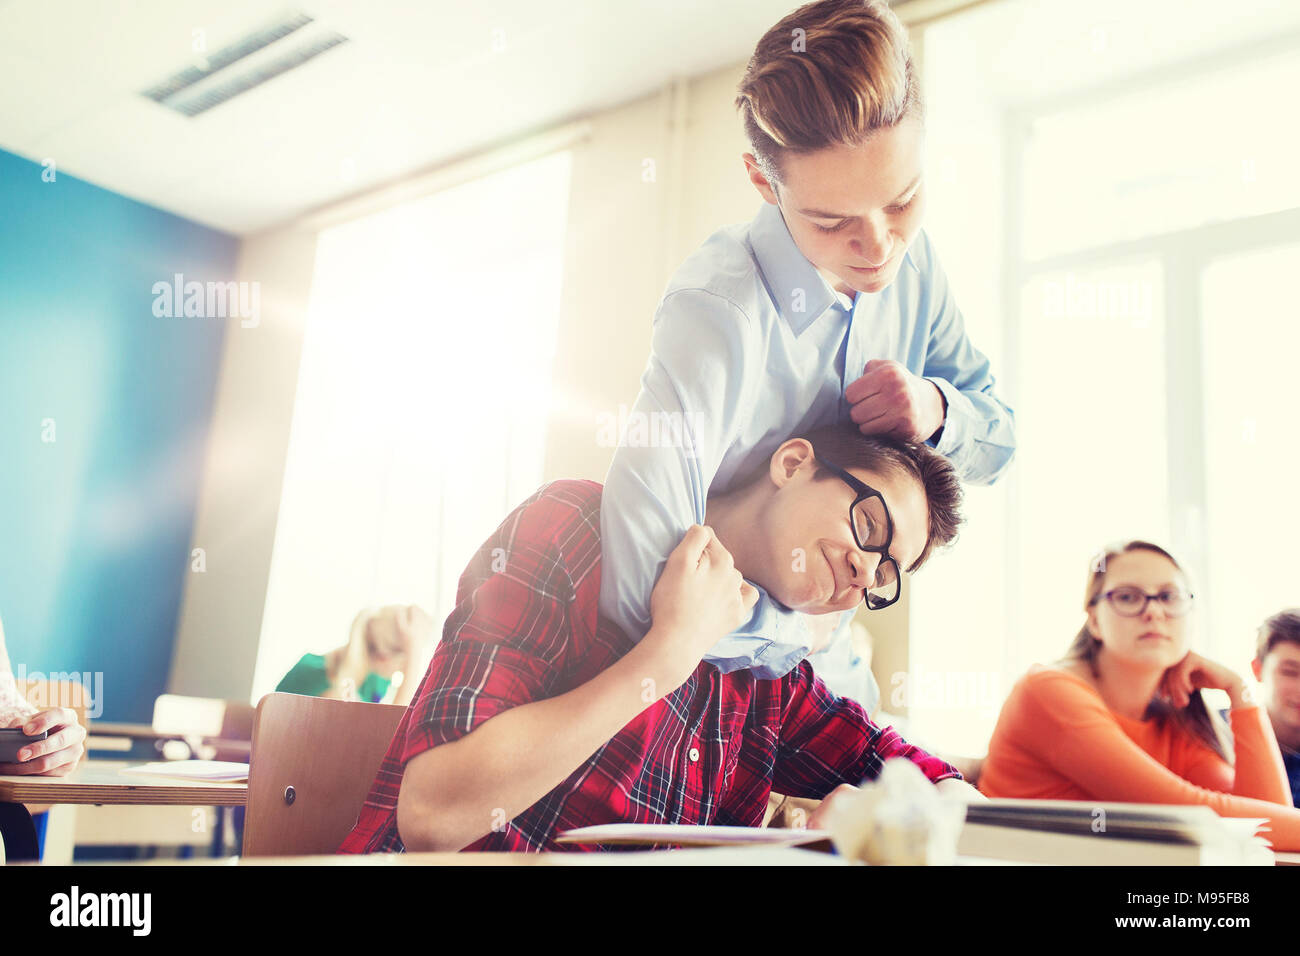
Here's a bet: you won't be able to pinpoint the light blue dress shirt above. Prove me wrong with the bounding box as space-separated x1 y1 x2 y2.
804 620 882 713
598 200 1016 680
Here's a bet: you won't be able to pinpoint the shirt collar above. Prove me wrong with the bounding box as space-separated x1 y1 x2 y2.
748 200 919 335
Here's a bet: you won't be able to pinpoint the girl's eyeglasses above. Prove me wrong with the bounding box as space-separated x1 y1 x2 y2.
1090 586 1194 618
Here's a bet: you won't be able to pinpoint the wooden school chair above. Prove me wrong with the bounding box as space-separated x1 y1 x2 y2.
243 692 405 856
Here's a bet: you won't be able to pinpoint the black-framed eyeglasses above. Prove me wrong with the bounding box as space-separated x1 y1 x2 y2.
1090 586 1195 618
813 451 901 610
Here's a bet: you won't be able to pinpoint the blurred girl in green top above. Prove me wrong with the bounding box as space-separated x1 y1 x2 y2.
276 604 435 706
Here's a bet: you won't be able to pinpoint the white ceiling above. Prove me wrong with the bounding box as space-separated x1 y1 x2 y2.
16 0 1285 239
0 0 806 235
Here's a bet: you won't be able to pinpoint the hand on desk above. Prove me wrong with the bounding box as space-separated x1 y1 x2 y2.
806 775 985 831
934 776 986 803
0 707 86 776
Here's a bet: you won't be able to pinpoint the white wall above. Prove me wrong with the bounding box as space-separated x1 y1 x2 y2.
167 225 317 699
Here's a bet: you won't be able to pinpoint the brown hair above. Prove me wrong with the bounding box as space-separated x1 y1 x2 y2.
796 422 962 572
735 0 922 188
1063 540 1231 763
1256 609 1300 663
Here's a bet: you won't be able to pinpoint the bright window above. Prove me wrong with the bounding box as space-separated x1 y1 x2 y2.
1022 51 1300 260
911 0 1300 756
1013 261 1170 670
251 151 572 700
1201 242 1300 664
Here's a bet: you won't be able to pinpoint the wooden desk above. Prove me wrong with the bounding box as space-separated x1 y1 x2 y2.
100 848 1287 867
0 759 246 807
0 759 246 863
101 845 848 866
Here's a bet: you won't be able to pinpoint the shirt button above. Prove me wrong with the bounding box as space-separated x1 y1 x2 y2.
688 747 700 762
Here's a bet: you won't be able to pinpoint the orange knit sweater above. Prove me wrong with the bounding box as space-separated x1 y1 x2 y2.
981 665 1300 852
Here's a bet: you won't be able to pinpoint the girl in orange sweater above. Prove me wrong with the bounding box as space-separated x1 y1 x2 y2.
981 540 1300 851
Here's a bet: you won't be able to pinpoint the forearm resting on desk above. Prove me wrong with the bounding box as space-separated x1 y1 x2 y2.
396 637 674 852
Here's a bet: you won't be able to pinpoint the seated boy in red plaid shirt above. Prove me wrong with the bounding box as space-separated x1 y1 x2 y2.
339 423 976 853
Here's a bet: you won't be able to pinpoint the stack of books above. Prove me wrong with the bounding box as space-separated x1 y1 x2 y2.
957 799 1273 866
557 799 1275 865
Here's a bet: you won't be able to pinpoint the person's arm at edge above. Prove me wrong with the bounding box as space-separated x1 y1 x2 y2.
0 616 37 719
0 616 10 675
1226 703 1295 804
1179 698 1293 804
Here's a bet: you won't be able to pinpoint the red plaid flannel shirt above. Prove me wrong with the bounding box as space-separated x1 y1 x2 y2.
338 479 959 853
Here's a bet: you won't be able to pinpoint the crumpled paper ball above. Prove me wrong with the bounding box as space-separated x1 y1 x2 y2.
825 758 968 865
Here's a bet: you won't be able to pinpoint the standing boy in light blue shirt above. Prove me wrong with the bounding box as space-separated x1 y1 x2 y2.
599 0 1016 688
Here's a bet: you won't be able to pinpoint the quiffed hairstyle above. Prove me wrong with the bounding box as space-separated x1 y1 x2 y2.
1257 609 1300 663
793 422 963 572
735 0 922 187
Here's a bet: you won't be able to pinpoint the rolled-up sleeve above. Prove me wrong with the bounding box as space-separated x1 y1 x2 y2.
406 531 574 757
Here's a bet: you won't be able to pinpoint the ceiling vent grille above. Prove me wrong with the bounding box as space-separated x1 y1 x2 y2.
140 13 348 118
